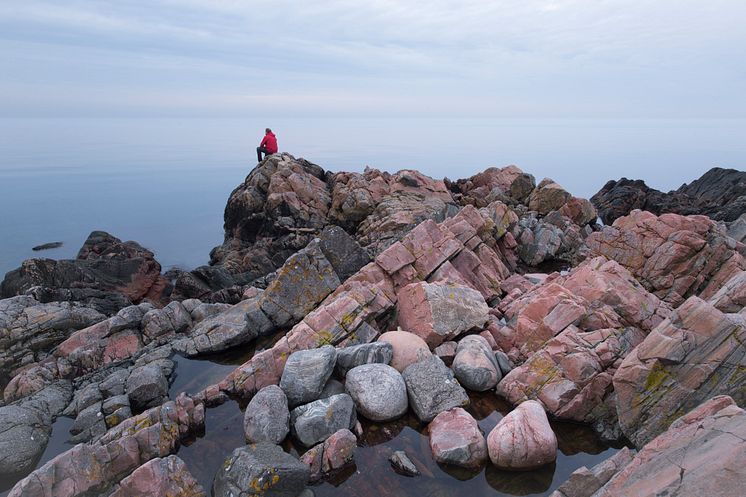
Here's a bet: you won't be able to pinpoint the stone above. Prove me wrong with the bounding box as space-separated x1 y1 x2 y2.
451 335 501 391
402 356 469 423
389 451 420 477
487 400 557 470
318 379 345 400
450 165 536 206
613 293 746 447
592 396 746 497
126 363 168 411
587 210 745 306
280 345 337 407
0 404 50 476
428 407 487 468
141 301 192 341
290 393 356 447
434 341 458 366
527 178 572 215
494 350 514 376
334 342 393 377
100 369 130 397
69 401 106 443
591 167 746 224
110 455 206 497
213 443 309 497
377 330 431 372
300 428 357 482
243 385 290 444
396 281 489 347
549 447 633 497
344 363 408 422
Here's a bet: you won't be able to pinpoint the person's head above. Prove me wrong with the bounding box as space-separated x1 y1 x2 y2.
265 128 272 134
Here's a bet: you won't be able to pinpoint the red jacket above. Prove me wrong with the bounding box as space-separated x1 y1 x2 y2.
260 132 278 154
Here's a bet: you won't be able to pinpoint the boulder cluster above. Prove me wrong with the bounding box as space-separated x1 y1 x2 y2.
1 154 745 497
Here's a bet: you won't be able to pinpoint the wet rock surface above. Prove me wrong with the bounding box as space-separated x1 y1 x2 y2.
428 407 487 468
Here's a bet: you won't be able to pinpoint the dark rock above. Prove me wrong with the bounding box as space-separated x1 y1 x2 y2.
69 401 106 443
126 363 168 411
402 356 469 423
1 231 169 313
591 167 746 224
494 350 514 376
334 342 393 377
451 335 501 392
213 443 309 497
32 241 63 251
389 451 419 476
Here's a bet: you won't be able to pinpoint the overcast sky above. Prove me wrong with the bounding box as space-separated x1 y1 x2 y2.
1 0 744 117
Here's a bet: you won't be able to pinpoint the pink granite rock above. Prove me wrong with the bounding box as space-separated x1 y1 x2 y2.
613 291 746 447
559 196 598 226
300 428 357 482
109 455 205 497
378 330 431 372
450 165 536 205
487 400 557 470
587 210 745 306
428 407 487 468
397 281 489 347
593 396 746 497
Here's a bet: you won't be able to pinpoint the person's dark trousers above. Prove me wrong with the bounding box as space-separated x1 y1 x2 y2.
257 146 272 162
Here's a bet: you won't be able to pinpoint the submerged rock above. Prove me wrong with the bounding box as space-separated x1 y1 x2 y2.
389 451 420 477
213 443 309 497
487 400 557 470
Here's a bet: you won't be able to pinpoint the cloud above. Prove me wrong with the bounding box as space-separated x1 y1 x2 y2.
0 0 744 117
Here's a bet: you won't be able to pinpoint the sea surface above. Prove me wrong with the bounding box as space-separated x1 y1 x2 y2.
1 117 745 277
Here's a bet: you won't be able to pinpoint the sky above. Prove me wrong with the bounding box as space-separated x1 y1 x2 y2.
0 0 745 118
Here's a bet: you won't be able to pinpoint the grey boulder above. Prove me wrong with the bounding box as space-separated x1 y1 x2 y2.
280 345 337 407
335 342 393 377
344 363 407 422
402 356 469 422
452 335 501 391
126 363 168 411
290 393 356 447
0 405 49 476
244 385 290 444
213 443 309 497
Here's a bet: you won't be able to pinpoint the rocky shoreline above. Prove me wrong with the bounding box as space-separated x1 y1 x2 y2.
1 155 744 496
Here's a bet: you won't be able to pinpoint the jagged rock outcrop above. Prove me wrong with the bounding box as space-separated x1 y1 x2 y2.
220 202 516 400
109 455 206 497
493 257 671 438
1 231 169 314
591 396 746 497
0 295 104 382
448 165 536 206
591 167 746 224
587 210 745 306
613 271 746 447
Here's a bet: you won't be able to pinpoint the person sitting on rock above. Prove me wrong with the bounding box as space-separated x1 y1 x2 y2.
256 128 278 162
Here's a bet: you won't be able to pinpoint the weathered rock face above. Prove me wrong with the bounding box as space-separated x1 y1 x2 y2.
451 335 501 392
591 167 746 224
402 356 469 423
222 203 516 400
549 447 633 497
613 288 746 447
0 295 104 382
728 213 746 243
213 443 309 497
587 210 745 306
527 178 573 216
290 393 357 447
592 396 746 497
8 393 204 497
243 385 290 444
204 154 457 291
428 407 487 468
280 345 337 407
344 363 408 422
110 455 206 497
1 231 169 314
396 281 489 347
126 362 168 411
512 211 589 267
487 400 557 470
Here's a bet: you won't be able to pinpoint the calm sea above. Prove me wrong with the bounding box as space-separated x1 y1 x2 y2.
1 117 744 277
